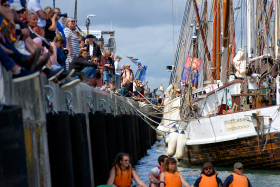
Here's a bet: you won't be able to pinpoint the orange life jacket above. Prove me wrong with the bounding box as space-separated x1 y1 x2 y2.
114 166 132 187
229 173 248 187
164 171 182 187
199 173 219 187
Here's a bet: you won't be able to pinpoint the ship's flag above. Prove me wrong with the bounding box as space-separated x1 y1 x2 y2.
184 56 202 70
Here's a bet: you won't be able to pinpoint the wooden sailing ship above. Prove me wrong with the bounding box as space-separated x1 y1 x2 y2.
160 0 280 169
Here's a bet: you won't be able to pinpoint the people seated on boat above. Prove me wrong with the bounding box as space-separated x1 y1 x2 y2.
159 157 190 187
69 49 98 73
148 155 168 187
193 162 223 187
122 63 134 92
107 153 148 187
223 162 252 187
43 6 58 42
176 89 181 98
83 34 101 60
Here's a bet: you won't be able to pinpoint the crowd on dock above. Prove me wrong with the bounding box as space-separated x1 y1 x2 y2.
0 0 163 102
107 153 253 187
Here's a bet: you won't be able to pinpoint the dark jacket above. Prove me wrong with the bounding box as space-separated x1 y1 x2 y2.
84 42 101 60
69 55 97 72
104 57 115 73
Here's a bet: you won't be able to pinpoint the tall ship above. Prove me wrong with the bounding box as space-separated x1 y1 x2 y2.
157 0 280 169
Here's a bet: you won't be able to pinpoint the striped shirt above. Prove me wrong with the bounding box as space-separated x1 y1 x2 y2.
64 27 79 70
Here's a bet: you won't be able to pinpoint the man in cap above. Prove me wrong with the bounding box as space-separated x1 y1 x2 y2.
84 34 101 60
193 162 223 187
114 55 122 89
223 162 252 187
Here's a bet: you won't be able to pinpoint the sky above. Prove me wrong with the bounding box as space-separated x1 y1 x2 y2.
37 0 187 92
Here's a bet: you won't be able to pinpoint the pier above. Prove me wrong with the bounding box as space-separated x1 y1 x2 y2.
0 66 157 187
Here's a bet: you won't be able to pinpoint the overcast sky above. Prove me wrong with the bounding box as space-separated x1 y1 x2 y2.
37 0 187 92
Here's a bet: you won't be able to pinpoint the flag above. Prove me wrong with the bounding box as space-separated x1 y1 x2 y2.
184 56 202 70
181 67 191 82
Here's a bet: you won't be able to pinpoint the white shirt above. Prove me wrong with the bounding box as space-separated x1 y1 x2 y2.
114 61 121 75
133 82 136 92
89 44 94 56
150 167 160 177
28 0 46 28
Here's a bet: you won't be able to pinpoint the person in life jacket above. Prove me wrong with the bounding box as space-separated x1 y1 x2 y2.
193 162 223 187
148 155 168 187
107 153 148 187
159 157 191 187
223 162 253 187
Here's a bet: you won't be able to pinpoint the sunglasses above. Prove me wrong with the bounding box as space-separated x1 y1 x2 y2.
123 159 130 162
237 167 244 170
17 10 24 14
71 20 76 23
204 167 213 171
2 4 10 8
93 60 100 62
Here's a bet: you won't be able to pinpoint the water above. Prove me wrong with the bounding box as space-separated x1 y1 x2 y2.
133 140 280 187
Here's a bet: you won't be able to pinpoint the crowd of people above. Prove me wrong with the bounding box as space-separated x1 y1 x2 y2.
0 0 130 91
0 0 167 104
107 153 252 187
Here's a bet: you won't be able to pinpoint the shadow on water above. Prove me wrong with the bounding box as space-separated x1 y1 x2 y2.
134 140 280 187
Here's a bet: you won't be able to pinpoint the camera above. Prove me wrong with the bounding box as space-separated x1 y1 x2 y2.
62 48 69 56
58 13 67 17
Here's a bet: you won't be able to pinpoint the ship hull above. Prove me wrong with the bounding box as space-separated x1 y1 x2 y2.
182 132 280 169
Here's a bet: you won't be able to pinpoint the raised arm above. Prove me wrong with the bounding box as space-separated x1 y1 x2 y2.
37 10 47 20
48 14 58 31
132 169 148 187
179 172 191 187
107 167 117 187
148 171 160 185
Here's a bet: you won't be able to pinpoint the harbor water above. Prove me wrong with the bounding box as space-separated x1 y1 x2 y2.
134 140 280 187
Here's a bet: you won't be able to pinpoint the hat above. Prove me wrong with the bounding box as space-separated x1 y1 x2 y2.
234 162 243 168
176 89 181 92
203 162 213 169
10 2 24 11
86 34 96 39
126 64 130 67
116 55 122 59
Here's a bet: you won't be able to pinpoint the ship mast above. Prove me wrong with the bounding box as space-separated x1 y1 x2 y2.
192 0 213 80
74 0 77 20
212 0 221 80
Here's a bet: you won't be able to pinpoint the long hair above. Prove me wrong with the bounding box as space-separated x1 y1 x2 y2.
79 49 87 56
162 157 178 172
112 153 132 179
